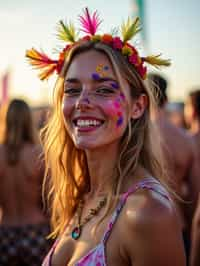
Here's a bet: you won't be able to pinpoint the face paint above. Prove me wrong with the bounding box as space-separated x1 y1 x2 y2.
83 98 90 104
103 65 109 71
92 64 110 80
119 92 125 100
110 82 119 89
117 115 123 126
112 97 125 127
92 72 100 80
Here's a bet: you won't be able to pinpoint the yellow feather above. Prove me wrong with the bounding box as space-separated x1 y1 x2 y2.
121 17 141 43
143 54 171 68
57 20 78 43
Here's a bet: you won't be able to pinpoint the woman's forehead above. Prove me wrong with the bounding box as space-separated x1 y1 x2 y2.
66 50 115 79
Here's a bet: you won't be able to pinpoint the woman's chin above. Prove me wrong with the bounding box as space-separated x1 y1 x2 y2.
74 141 98 150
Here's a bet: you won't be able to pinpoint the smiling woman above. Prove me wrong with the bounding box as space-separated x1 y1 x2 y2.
26 7 186 266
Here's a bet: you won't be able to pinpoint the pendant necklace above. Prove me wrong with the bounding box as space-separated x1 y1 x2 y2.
71 196 107 240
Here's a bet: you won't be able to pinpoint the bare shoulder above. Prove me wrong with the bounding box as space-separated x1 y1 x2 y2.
119 185 186 265
123 185 176 232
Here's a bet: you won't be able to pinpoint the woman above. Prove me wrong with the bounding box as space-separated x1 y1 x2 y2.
26 8 186 265
0 99 52 265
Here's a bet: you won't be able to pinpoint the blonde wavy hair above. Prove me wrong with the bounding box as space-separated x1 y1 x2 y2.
41 41 168 238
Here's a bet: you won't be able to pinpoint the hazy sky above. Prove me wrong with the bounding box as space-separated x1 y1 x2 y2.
0 0 200 105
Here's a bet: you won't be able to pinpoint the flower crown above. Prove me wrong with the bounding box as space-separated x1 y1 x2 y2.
26 7 170 81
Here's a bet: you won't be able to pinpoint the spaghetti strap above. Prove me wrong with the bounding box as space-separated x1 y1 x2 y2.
102 177 170 243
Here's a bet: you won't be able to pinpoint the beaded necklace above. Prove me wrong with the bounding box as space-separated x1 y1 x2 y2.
71 197 107 240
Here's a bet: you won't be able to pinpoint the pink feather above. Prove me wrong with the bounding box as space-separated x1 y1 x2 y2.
79 7 102 35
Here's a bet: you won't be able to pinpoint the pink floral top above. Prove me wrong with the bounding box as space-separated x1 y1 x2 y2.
42 177 170 266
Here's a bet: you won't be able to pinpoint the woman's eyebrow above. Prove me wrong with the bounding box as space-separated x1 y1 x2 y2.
65 78 80 84
95 77 119 84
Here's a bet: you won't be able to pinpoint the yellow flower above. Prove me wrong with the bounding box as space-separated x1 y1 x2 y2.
122 45 133 56
91 35 102 42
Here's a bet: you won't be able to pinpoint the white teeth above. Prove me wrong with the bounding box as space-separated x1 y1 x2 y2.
76 119 101 127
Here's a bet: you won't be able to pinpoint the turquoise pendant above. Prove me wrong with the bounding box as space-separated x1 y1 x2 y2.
71 226 81 240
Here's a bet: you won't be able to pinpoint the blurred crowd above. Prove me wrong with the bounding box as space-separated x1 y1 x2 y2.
0 73 200 265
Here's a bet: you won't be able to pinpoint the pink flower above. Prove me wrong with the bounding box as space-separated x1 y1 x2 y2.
112 37 123 49
129 54 141 66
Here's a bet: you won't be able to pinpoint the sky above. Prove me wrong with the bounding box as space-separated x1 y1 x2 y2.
0 0 200 106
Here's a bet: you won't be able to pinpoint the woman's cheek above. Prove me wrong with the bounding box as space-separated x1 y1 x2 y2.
105 99 125 128
62 98 74 120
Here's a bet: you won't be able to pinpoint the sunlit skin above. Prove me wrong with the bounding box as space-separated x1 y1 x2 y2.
48 50 186 266
62 52 130 151
184 96 194 128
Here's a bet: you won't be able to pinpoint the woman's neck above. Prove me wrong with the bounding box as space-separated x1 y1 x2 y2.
85 142 119 197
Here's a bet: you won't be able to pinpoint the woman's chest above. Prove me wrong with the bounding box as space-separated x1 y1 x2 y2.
50 218 124 266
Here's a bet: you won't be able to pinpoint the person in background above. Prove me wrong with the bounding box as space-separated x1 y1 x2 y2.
148 73 200 265
166 101 186 129
0 99 52 266
184 89 200 266
26 8 186 265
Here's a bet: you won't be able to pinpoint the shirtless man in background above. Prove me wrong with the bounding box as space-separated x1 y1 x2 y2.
148 74 200 264
184 89 200 266
0 99 52 266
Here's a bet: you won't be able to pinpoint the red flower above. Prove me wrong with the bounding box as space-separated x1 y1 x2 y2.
137 64 147 79
112 37 123 49
81 35 91 41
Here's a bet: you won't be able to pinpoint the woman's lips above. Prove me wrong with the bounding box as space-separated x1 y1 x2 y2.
72 117 105 132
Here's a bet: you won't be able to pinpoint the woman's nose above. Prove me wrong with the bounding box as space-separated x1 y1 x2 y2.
76 91 92 110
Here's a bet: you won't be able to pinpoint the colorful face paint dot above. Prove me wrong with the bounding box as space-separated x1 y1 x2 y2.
117 116 123 126
120 92 125 100
111 82 119 89
114 101 120 108
92 73 100 80
103 65 109 70
96 65 103 72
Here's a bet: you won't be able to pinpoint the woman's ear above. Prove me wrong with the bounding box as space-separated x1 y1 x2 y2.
131 94 148 119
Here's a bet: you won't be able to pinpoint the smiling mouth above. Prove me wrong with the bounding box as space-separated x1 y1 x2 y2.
72 118 105 131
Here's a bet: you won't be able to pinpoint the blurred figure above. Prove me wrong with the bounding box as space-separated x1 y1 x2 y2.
184 89 200 266
166 101 187 129
184 89 200 135
0 99 52 266
149 74 200 264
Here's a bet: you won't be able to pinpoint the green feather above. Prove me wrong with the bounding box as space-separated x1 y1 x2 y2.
143 54 171 68
121 17 141 43
57 20 78 43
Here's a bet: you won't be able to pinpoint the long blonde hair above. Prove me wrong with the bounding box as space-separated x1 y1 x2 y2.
42 41 167 238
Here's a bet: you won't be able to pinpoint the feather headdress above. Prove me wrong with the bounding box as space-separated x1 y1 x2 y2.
26 7 170 80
